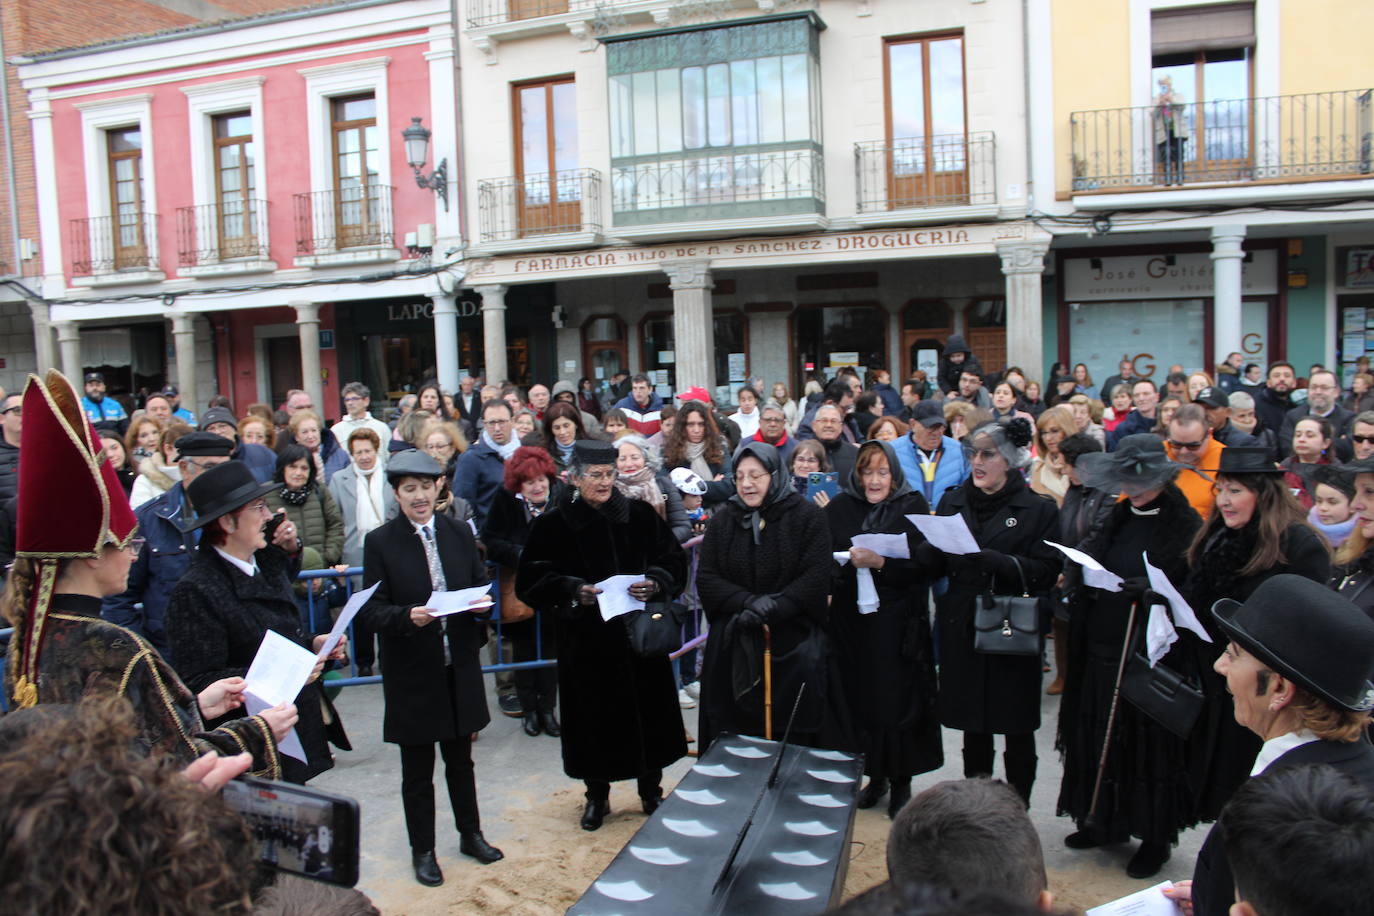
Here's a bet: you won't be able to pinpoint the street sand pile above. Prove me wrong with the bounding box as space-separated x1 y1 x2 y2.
362 782 1146 914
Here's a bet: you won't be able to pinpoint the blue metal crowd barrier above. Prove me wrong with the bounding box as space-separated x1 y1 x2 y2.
0 540 708 706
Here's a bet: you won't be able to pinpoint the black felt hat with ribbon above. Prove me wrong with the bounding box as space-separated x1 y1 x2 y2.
1074 433 1181 491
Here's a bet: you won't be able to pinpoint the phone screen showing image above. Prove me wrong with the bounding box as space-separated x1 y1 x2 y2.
222 776 360 887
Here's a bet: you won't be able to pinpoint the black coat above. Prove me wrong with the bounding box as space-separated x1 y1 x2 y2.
516 492 687 781
926 476 1060 734
826 490 943 779
165 545 347 783
1182 520 1332 818
1056 484 1202 842
696 491 850 750
1191 738 1374 916
360 513 491 744
1333 545 1374 623
482 484 563 650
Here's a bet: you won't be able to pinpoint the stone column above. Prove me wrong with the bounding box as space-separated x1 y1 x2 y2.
291 301 324 413
996 241 1051 384
28 299 56 373
169 311 198 416
432 294 460 393
1211 226 1247 367
476 285 508 384
663 259 715 395
55 320 82 382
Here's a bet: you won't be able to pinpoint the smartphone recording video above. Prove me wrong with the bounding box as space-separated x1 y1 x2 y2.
223 775 360 887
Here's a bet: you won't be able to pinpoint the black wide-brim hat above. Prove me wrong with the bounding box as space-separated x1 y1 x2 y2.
178 460 277 532
1333 456 1374 477
1212 574 1374 712
1075 433 1181 491
1205 446 1283 475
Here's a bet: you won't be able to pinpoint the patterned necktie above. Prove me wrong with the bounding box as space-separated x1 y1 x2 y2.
421 525 446 591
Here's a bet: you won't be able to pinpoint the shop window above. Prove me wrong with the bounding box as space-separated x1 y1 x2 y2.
902 299 953 330
794 304 887 392
514 77 579 236
583 315 628 385
1070 299 1206 384
639 311 749 404
965 298 1007 376
606 15 824 224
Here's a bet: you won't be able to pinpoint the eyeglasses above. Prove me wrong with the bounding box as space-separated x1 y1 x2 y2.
1355 435 1374 444
484 417 511 426
581 470 616 482
126 537 145 559
1168 438 1207 450
245 500 272 514
1 406 19 416
736 472 771 485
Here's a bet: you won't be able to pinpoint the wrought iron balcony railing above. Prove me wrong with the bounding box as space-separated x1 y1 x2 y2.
855 131 997 212
176 199 271 267
69 213 159 276
293 184 395 255
477 168 602 243
467 0 595 28
611 145 824 226
1071 88 1373 192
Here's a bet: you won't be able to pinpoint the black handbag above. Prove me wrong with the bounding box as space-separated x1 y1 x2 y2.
623 600 687 658
973 555 1042 656
1120 618 1204 738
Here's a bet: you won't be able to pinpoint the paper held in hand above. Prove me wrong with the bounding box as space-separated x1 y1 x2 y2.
316 581 379 660
850 532 910 559
1085 880 1180 916
1143 553 1212 643
905 513 980 555
1044 540 1124 592
595 574 647 622
243 629 316 763
426 583 496 617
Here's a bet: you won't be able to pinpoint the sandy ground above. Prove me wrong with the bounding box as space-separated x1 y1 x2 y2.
312 678 1204 915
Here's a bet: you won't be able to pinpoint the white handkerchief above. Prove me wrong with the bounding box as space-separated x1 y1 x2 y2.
833 551 851 566
851 532 910 559
427 584 496 616
856 568 879 615
1145 601 1179 667
1143 554 1212 642
595 574 646 622
906 513 980 555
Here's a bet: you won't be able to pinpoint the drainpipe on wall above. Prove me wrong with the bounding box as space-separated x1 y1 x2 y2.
449 0 469 247
0 21 25 279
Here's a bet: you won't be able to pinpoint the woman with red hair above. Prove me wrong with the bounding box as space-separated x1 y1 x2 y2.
480 446 564 736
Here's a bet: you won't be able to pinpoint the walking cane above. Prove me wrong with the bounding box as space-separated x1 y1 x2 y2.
763 624 774 741
1084 598 1140 830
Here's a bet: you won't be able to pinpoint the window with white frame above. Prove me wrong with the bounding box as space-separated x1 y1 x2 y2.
75 94 156 275
182 77 269 268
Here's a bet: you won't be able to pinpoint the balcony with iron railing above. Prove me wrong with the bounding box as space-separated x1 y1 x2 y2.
854 131 998 225
610 144 825 240
176 200 274 277
292 184 398 267
1070 88 1373 198
475 168 603 252
69 213 163 286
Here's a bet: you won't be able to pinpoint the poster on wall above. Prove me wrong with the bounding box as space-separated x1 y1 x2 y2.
916 349 939 378
1345 308 1366 331
1346 249 1374 287
828 351 859 367
728 353 747 382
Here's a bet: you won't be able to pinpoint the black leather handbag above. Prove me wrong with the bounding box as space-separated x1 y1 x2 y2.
1119 620 1204 738
623 600 687 658
973 555 1042 656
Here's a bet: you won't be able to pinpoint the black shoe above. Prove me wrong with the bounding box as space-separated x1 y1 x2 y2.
459 831 505 865
1064 830 1106 850
856 777 889 810
498 694 522 717
522 711 541 737
412 850 443 886
581 798 610 831
540 710 561 737
887 780 912 820
356 664 373 677
641 790 664 816
1126 841 1170 879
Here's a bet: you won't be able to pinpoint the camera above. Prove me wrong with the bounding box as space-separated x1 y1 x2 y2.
223 776 360 887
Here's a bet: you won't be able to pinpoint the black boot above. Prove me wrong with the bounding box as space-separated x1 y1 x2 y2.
856 777 889 809
887 779 912 820
1126 841 1170 879
412 850 443 886
641 789 664 815
522 711 541 737
581 797 610 831
459 831 504 865
540 710 561 737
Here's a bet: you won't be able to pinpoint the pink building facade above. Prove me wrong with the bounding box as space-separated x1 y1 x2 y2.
17 0 460 418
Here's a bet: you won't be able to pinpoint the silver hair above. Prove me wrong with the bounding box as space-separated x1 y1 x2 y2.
1228 390 1255 409
968 420 1033 470
615 433 662 472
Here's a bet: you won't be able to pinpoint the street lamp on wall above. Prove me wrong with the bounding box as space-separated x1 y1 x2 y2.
402 116 448 211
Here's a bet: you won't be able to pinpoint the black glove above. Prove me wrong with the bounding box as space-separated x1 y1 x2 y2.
913 542 945 571
1118 576 1150 600
737 594 779 630
575 583 601 606
975 549 1017 580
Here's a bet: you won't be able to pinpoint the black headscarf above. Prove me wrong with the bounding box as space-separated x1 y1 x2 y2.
843 440 912 533
729 441 792 544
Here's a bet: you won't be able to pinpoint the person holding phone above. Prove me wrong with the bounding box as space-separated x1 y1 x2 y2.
360 450 504 887
789 439 834 507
